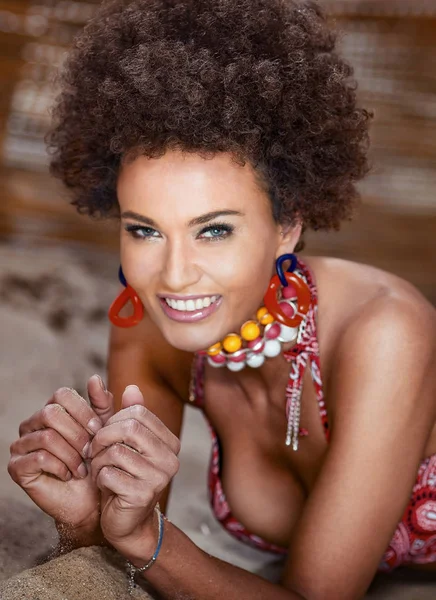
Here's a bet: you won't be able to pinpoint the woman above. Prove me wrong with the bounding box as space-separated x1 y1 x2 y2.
7 1 436 598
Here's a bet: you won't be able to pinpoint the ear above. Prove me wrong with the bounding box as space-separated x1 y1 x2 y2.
275 221 303 258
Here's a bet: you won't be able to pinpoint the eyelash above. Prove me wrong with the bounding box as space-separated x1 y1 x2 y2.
124 222 234 242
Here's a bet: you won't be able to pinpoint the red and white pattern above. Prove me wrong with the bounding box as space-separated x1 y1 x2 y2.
189 258 436 570
380 455 436 570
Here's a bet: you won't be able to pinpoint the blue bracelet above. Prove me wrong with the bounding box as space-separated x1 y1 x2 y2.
127 504 165 594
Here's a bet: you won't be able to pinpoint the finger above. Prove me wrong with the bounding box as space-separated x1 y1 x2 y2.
11 429 88 479
89 417 178 464
19 400 94 459
87 375 115 425
96 465 157 507
8 450 72 486
20 387 102 437
120 384 147 410
90 442 178 485
105 388 181 455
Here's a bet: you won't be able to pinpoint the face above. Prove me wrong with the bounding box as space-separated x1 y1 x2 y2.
117 150 300 352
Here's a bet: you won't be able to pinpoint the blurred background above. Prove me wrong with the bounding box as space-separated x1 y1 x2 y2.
0 0 435 302
1 1 436 594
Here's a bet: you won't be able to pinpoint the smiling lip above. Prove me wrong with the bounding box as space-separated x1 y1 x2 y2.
158 296 222 323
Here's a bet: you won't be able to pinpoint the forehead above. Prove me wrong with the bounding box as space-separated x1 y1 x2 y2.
117 150 270 217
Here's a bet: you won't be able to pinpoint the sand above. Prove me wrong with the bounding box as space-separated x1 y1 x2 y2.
1 242 436 599
0 546 159 600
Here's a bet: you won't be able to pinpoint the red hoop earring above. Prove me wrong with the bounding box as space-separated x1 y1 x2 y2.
108 266 144 328
263 255 310 328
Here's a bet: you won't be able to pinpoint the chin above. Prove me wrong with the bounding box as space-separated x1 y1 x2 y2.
164 332 208 353
160 323 225 354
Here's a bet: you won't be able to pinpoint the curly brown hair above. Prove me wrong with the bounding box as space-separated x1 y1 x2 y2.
46 0 372 232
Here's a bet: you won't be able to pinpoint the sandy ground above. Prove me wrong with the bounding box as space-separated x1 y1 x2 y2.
1 241 436 599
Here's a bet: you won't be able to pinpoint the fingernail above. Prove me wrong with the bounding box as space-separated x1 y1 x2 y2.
66 471 72 481
82 441 90 459
78 463 88 478
91 374 106 392
96 375 107 392
125 385 140 393
87 418 102 434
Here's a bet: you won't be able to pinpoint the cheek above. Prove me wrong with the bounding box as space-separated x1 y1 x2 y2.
202 238 275 303
120 241 159 292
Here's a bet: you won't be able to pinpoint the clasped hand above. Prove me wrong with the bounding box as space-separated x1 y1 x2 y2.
8 377 180 562
89 385 180 558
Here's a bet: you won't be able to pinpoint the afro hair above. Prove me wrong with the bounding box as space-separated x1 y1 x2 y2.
46 0 372 232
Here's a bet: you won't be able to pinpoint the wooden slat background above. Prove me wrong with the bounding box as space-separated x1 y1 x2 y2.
0 0 435 303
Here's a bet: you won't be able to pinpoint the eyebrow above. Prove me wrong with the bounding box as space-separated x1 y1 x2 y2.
120 209 244 228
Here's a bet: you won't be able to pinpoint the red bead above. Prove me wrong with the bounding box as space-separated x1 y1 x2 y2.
282 284 297 299
265 323 281 339
229 350 246 363
209 353 226 364
247 337 265 353
279 301 296 318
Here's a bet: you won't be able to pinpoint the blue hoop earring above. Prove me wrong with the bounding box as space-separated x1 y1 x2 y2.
276 253 297 287
118 265 127 287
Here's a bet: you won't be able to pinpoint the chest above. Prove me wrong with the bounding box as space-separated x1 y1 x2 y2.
200 357 329 544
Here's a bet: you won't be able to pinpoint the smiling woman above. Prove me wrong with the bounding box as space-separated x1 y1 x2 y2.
7 1 436 600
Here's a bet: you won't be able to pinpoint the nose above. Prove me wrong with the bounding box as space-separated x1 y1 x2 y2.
160 239 202 292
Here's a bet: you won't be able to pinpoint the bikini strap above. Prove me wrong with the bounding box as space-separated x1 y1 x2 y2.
283 258 329 440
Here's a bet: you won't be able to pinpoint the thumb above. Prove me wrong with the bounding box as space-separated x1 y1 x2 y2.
121 385 145 409
87 375 115 425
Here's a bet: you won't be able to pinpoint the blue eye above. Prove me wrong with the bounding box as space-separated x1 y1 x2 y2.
124 225 160 239
198 223 234 240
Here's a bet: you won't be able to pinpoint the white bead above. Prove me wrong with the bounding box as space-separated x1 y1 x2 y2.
207 356 226 368
227 360 246 372
246 353 265 368
263 339 281 358
278 324 299 343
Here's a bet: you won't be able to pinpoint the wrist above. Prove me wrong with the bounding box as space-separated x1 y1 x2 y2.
55 515 107 552
121 509 161 567
124 506 166 595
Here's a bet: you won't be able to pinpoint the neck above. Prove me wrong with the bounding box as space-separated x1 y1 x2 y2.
209 349 292 416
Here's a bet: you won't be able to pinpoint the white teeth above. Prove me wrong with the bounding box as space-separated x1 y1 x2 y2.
186 299 196 311
164 295 219 312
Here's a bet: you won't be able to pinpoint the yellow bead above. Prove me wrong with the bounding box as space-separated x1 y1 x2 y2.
223 333 242 353
260 313 274 325
240 320 261 341
257 306 274 325
256 307 268 320
207 342 222 356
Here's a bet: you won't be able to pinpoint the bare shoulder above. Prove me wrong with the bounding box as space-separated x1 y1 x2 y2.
109 304 194 402
304 255 436 358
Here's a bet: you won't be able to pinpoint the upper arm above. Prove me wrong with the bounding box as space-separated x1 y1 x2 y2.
282 296 436 600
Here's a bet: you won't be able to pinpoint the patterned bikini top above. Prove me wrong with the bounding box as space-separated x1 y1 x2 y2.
188 258 329 553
